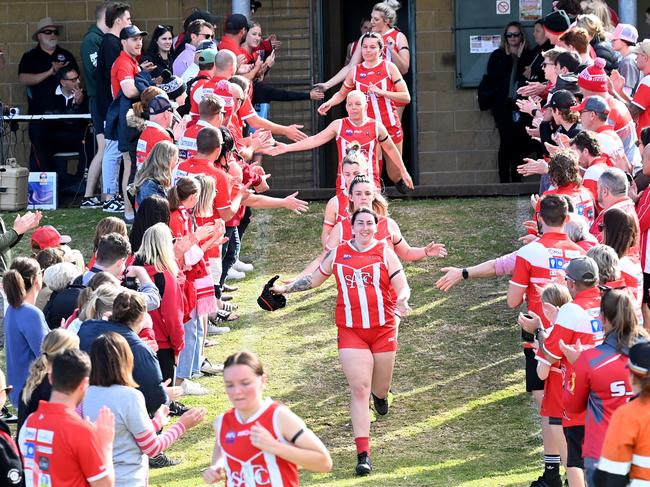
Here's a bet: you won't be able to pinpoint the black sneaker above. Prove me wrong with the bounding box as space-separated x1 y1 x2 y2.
371 393 389 416
168 401 190 417
81 196 102 209
355 451 372 476
395 178 410 194
149 453 181 469
103 195 124 213
222 284 239 293
529 473 562 487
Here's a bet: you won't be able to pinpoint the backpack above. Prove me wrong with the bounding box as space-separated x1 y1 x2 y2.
178 74 210 117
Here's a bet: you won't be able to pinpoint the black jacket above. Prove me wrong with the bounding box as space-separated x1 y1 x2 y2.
43 283 86 329
0 419 24 486
486 47 532 114
591 38 621 75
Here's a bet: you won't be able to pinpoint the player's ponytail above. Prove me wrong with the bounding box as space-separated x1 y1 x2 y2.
342 142 369 174
372 1 401 26
601 289 647 351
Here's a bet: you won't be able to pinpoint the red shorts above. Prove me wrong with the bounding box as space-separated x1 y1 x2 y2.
337 325 398 353
540 368 563 419
386 123 403 144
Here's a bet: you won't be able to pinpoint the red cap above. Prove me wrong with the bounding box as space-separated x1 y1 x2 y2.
31 225 71 250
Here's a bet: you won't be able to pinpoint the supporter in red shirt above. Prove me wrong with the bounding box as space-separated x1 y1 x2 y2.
186 48 218 121
178 94 225 161
217 14 248 58
562 289 647 484
636 131 650 325
570 131 613 211
135 95 174 171
18 349 115 487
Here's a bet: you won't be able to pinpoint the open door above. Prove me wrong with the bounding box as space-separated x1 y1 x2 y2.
318 0 417 188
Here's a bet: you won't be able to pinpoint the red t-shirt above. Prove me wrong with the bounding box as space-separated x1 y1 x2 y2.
136 121 172 170
538 182 596 226
188 70 214 121
174 156 232 219
637 188 650 273
583 156 613 212
510 232 585 331
218 35 246 57
19 401 110 486
178 119 213 161
110 50 140 98
631 74 650 137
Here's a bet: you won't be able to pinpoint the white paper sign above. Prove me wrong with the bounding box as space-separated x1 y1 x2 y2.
470 35 501 54
496 0 511 14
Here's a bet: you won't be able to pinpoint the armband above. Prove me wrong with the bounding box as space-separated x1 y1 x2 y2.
290 429 304 444
399 46 410 51
393 237 403 246
389 268 403 279
378 134 389 142
393 78 404 84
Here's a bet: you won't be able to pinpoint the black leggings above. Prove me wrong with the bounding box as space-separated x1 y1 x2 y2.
156 348 175 383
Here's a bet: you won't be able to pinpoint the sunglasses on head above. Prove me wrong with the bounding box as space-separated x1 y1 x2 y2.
505 33 522 38
41 29 59 36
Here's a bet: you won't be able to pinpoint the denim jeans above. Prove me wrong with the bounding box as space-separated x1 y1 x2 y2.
219 226 241 288
102 137 121 195
192 316 204 376
584 457 598 487
176 310 199 380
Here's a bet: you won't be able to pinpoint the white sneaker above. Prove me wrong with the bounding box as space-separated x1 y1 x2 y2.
201 359 224 375
227 268 246 280
233 260 254 272
208 323 230 336
181 379 208 395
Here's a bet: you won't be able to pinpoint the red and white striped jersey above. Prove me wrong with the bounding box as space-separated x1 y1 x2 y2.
191 76 235 123
136 121 172 172
324 192 350 227
582 156 613 212
177 119 213 161
328 240 396 328
539 183 596 226
335 117 381 193
381 28 402 63
216 399 299 487
350 60 400 130
329 215 392 250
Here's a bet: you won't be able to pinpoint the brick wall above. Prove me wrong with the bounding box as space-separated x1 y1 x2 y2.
415 0 500 185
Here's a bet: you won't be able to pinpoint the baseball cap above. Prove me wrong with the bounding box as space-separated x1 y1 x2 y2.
33 17 63 41
31 225 71 250
225 13 249 33
544 89 577 109
633 39 650 58
197 40 217 52
148 95 173 115
543 10 571 35
198 48 218 64
628 340 650 377
565 256 599 283
610 24 638 44
571 95 610 115
120 25 148 40
257 275 287 311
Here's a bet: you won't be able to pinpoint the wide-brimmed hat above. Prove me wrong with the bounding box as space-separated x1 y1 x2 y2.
32 17 63 41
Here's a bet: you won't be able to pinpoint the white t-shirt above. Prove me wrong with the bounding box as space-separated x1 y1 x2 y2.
82 385 151 487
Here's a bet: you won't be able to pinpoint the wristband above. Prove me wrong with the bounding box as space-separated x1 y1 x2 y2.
462 268 469 280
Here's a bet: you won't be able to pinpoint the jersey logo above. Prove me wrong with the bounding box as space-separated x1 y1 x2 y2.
229 465 271 486
342 254 352 260
345 129 353 136
225 431 236 444
548 257 565 270
136 139 146 153
359 72 367 78
590 319 602 333
345 270 372 289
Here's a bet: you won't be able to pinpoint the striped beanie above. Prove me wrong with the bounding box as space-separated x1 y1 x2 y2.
577 58 607 94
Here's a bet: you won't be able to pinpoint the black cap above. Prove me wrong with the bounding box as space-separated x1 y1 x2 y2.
544 89 577 109
552 74 581 96
120 25 148 40
148 95 172 115
628 340 650 377
543 10 571 34
257 275 287 311
225 13 249 33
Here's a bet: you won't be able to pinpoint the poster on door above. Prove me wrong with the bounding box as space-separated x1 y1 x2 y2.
519 0 543 21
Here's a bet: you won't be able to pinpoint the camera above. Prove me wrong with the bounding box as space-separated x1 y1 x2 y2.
123 276 140 291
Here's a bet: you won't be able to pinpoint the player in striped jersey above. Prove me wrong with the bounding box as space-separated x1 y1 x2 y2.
203 351 332 486
318 33 411 188
267 90 413 193
321 142 368 247
594 340 650 487
271 208 411 476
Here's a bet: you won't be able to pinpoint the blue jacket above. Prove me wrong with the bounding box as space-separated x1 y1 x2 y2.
77 319 167 413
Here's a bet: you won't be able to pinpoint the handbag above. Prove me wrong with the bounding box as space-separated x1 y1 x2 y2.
477 74 496 111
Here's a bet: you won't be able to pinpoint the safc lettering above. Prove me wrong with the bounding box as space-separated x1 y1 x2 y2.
229 465 271 486
344 270 372 289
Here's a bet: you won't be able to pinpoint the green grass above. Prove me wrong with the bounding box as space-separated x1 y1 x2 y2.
6 197 545 486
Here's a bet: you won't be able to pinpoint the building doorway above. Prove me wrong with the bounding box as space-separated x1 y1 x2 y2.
317 0 417 188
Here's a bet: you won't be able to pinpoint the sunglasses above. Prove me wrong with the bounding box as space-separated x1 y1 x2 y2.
41 29 59 36
0 385 13 394
199 33 213 39
505 33 522 38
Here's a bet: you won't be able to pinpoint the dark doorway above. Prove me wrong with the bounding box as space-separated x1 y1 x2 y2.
317 0 417 188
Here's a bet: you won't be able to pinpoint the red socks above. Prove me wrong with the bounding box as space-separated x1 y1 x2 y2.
355 436 370 454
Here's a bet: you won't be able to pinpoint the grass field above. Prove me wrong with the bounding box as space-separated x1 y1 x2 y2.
7 196 544 486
